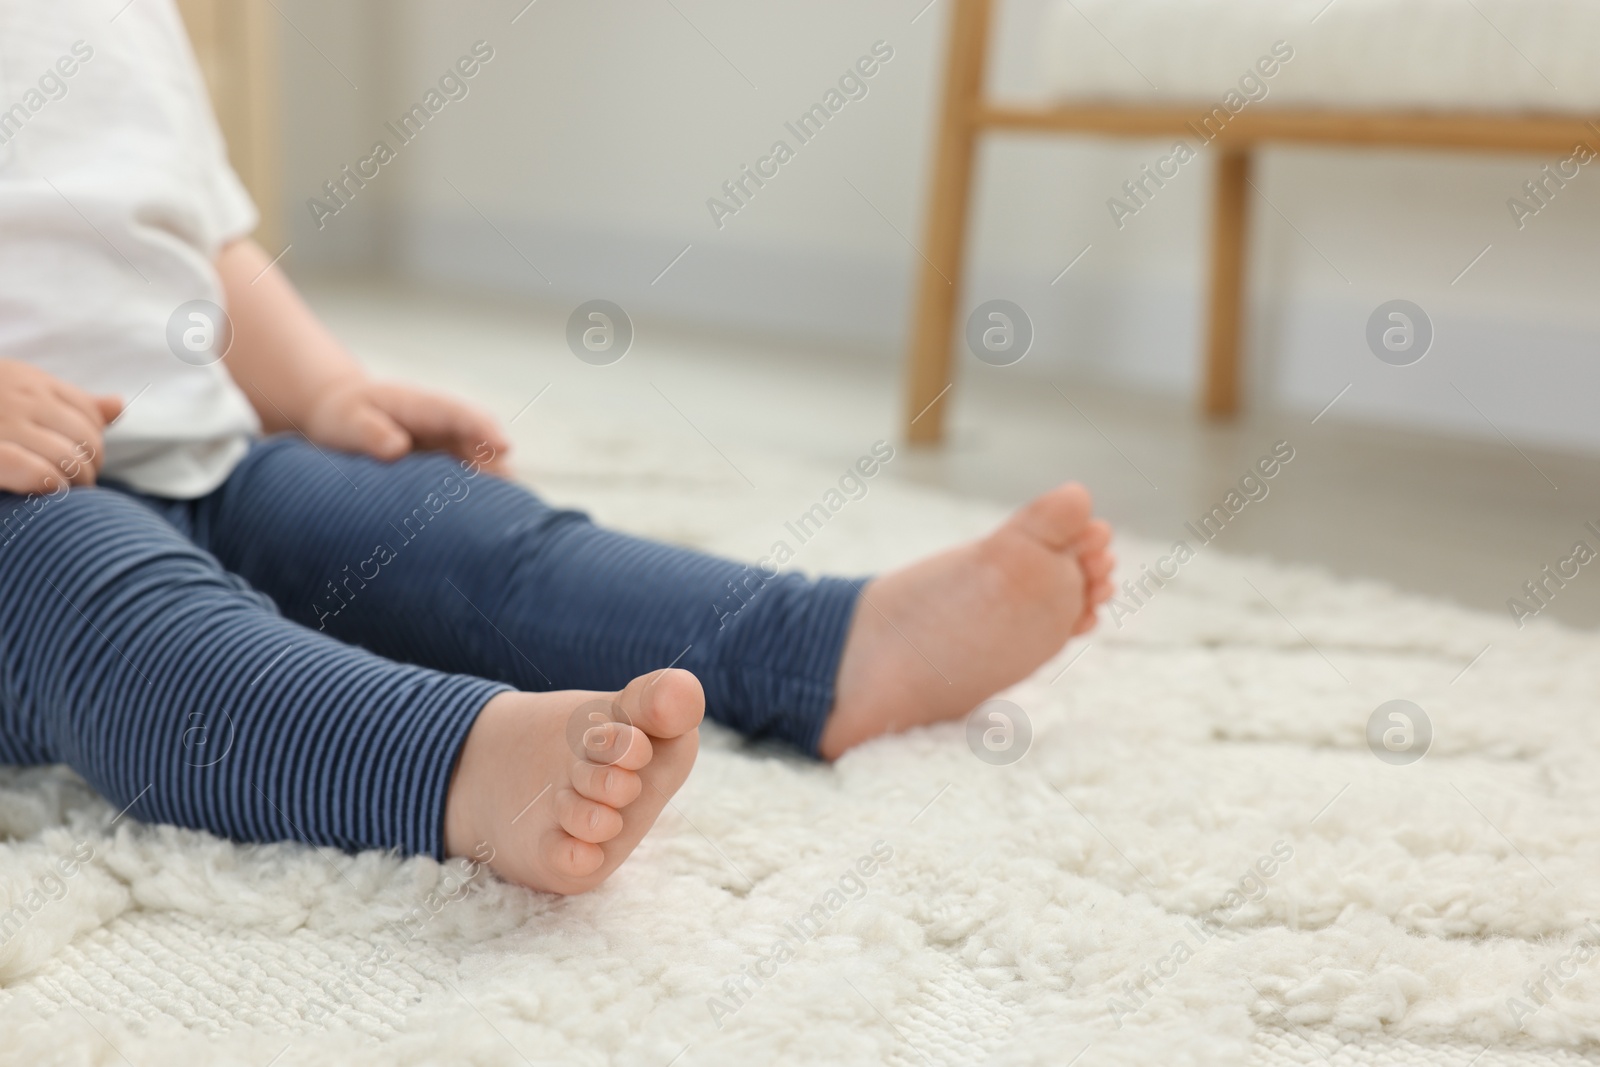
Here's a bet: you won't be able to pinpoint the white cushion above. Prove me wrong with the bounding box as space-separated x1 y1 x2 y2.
1039 0 1600 113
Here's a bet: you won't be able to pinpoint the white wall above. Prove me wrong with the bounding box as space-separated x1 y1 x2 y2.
278 0 1600 455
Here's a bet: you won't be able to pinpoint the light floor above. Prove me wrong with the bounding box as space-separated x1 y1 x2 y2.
299 276 1600 630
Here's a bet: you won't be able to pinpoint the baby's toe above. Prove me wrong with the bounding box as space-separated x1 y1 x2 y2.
619 668 705 739
546 830 605 878
571 761 642 808
1076 519 1113 554
1082 550 1115 583
1010 483 1093 551
583 721 654 770
557 789 624 843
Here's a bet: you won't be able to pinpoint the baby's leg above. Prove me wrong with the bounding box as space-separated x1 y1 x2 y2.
199 437 1114 760
199 436 860 755
0 484 700 892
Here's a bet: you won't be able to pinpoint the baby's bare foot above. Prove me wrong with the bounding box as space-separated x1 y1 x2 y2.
818 483 1115 759
443 668 703 894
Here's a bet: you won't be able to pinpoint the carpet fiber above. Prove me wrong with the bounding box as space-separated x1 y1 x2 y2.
3 419 1600 1066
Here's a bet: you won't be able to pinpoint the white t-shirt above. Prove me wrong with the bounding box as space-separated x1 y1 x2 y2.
0 0 261 498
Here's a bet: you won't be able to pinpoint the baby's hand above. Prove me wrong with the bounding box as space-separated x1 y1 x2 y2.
0 360 122 494
302 379 512 475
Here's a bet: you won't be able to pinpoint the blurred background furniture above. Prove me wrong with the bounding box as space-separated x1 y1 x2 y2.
175 0 282 250
904 0 1600 443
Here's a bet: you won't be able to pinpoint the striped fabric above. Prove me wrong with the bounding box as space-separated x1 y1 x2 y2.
0 436 860 858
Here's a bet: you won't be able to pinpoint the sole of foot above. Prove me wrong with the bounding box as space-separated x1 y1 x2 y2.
444 667 703 894
818 482 1115 759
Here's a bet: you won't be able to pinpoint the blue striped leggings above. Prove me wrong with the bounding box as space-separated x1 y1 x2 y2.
0 436 859 859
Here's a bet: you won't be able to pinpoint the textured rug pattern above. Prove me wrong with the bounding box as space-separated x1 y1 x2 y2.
3 419 1600 1065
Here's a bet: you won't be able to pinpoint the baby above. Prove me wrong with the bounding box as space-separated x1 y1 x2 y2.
0 0 1114 894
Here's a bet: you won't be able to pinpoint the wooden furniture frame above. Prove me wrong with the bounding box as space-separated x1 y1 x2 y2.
904 0 1600 443
176 0 283 250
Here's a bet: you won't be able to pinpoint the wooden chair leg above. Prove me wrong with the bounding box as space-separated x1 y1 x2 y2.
1203 148 1251 418
904 0 994 446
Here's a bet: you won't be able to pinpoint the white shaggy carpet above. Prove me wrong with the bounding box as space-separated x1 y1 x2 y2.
4 413 1600 1066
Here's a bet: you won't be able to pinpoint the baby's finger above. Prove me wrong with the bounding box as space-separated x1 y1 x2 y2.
16 423 96 486
462 439 512 476
49 378 112 429
426 403 512 474
344 404 412 461
33 401 105 475
0 441 66 495
378 385 510 463
440 403 511 469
